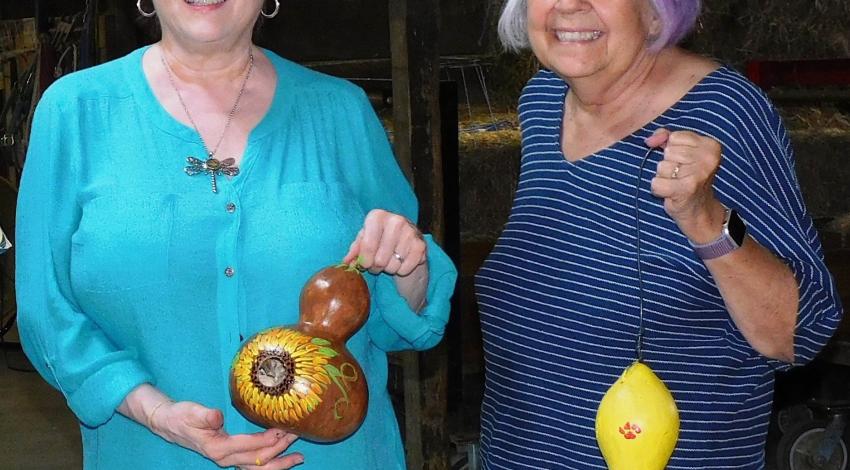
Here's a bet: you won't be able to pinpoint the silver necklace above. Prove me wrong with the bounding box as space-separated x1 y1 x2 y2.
160 47 255 193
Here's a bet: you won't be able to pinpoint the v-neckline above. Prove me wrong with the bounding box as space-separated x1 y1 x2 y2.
553 65 727 168
128 45 290 189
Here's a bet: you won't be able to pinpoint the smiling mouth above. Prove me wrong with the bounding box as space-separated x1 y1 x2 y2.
555 30 603 42
185 0 227 5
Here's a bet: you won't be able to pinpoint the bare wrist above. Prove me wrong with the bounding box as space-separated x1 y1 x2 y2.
119 383 173 433
146 399 174 432
394 263 429 312
680 202 726 244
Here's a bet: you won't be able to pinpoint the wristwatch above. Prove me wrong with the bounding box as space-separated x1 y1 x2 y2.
689 207 746 260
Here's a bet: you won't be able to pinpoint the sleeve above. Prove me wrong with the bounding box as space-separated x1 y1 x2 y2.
339 88 458 352
15 89 153 427
712 89 843 368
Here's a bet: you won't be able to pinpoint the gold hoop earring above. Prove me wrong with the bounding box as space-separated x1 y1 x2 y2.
137 0 156 18
261 0 280 19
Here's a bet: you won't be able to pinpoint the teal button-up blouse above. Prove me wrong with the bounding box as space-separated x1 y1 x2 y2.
16 46 457 469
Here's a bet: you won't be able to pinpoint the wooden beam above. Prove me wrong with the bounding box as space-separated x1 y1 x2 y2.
388 1 448 469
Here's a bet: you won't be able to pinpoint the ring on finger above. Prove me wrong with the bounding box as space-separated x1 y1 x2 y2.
671 164 681 179
393 251 405 263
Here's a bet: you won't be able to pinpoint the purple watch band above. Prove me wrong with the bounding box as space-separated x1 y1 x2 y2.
690 233 739 260
688 207 746 260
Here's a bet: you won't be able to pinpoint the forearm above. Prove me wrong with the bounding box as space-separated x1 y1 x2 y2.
704 237 798 362
679 201 798 362
393 262 429 312
118 383 173 431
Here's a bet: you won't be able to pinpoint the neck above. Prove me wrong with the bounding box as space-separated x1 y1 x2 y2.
566 49 664 118
158 36 254 84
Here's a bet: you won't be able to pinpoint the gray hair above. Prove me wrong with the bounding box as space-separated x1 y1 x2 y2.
497 0 702 52
498 0 531 52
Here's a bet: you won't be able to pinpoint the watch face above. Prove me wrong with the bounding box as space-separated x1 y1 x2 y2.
727 210 747 246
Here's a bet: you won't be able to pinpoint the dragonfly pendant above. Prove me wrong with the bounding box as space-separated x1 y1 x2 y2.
184 154 240 193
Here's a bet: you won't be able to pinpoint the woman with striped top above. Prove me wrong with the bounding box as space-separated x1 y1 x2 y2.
475 0 843 468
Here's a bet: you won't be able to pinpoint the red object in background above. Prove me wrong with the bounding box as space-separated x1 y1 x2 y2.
746 59 850 90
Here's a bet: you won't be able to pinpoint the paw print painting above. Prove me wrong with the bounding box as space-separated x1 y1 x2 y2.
619 422 642 440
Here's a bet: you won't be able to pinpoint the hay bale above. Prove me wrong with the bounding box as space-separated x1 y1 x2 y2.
689 0 850 67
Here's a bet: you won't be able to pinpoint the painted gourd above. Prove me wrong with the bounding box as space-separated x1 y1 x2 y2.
596 361 680 470
230 263 369 442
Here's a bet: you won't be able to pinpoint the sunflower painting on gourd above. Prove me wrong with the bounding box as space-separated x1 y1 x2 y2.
230 259 370 442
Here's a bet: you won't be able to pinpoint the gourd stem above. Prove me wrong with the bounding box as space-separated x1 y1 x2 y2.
337 255 366 273
633 147 657 363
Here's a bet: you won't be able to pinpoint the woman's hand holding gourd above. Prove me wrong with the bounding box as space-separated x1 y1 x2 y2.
148 400 303 469
344 209 427 277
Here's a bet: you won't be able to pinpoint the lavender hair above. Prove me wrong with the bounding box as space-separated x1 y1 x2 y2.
497 0 702 52
649 0 702 51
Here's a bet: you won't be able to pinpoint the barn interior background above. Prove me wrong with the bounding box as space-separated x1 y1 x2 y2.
1 1 849 469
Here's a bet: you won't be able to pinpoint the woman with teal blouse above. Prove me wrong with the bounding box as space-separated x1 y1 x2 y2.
15 0 457 468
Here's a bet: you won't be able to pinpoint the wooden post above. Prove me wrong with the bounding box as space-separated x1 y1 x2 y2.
79 0 99 68
388 1 448 469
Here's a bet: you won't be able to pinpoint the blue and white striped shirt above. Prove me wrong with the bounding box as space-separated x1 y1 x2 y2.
475 67 843 469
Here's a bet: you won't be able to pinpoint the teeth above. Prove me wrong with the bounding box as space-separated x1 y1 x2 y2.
555 30 602 42
186 0 226 5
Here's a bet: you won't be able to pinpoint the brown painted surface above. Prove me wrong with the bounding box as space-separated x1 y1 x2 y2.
299 265 371 342
230 265 370 442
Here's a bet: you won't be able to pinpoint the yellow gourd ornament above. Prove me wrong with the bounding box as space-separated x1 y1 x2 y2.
594 147 681 469
595 361 679 469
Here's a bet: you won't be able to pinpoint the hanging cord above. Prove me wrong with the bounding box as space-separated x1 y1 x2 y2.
633 146 659 363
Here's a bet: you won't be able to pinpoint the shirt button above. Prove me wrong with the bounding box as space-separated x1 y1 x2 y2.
224 267 235 277
226 202 236 213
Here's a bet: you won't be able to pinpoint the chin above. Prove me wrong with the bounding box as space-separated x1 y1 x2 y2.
180 23 237 44
555 65 602 80
532 43 596 77
544 55 602 80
